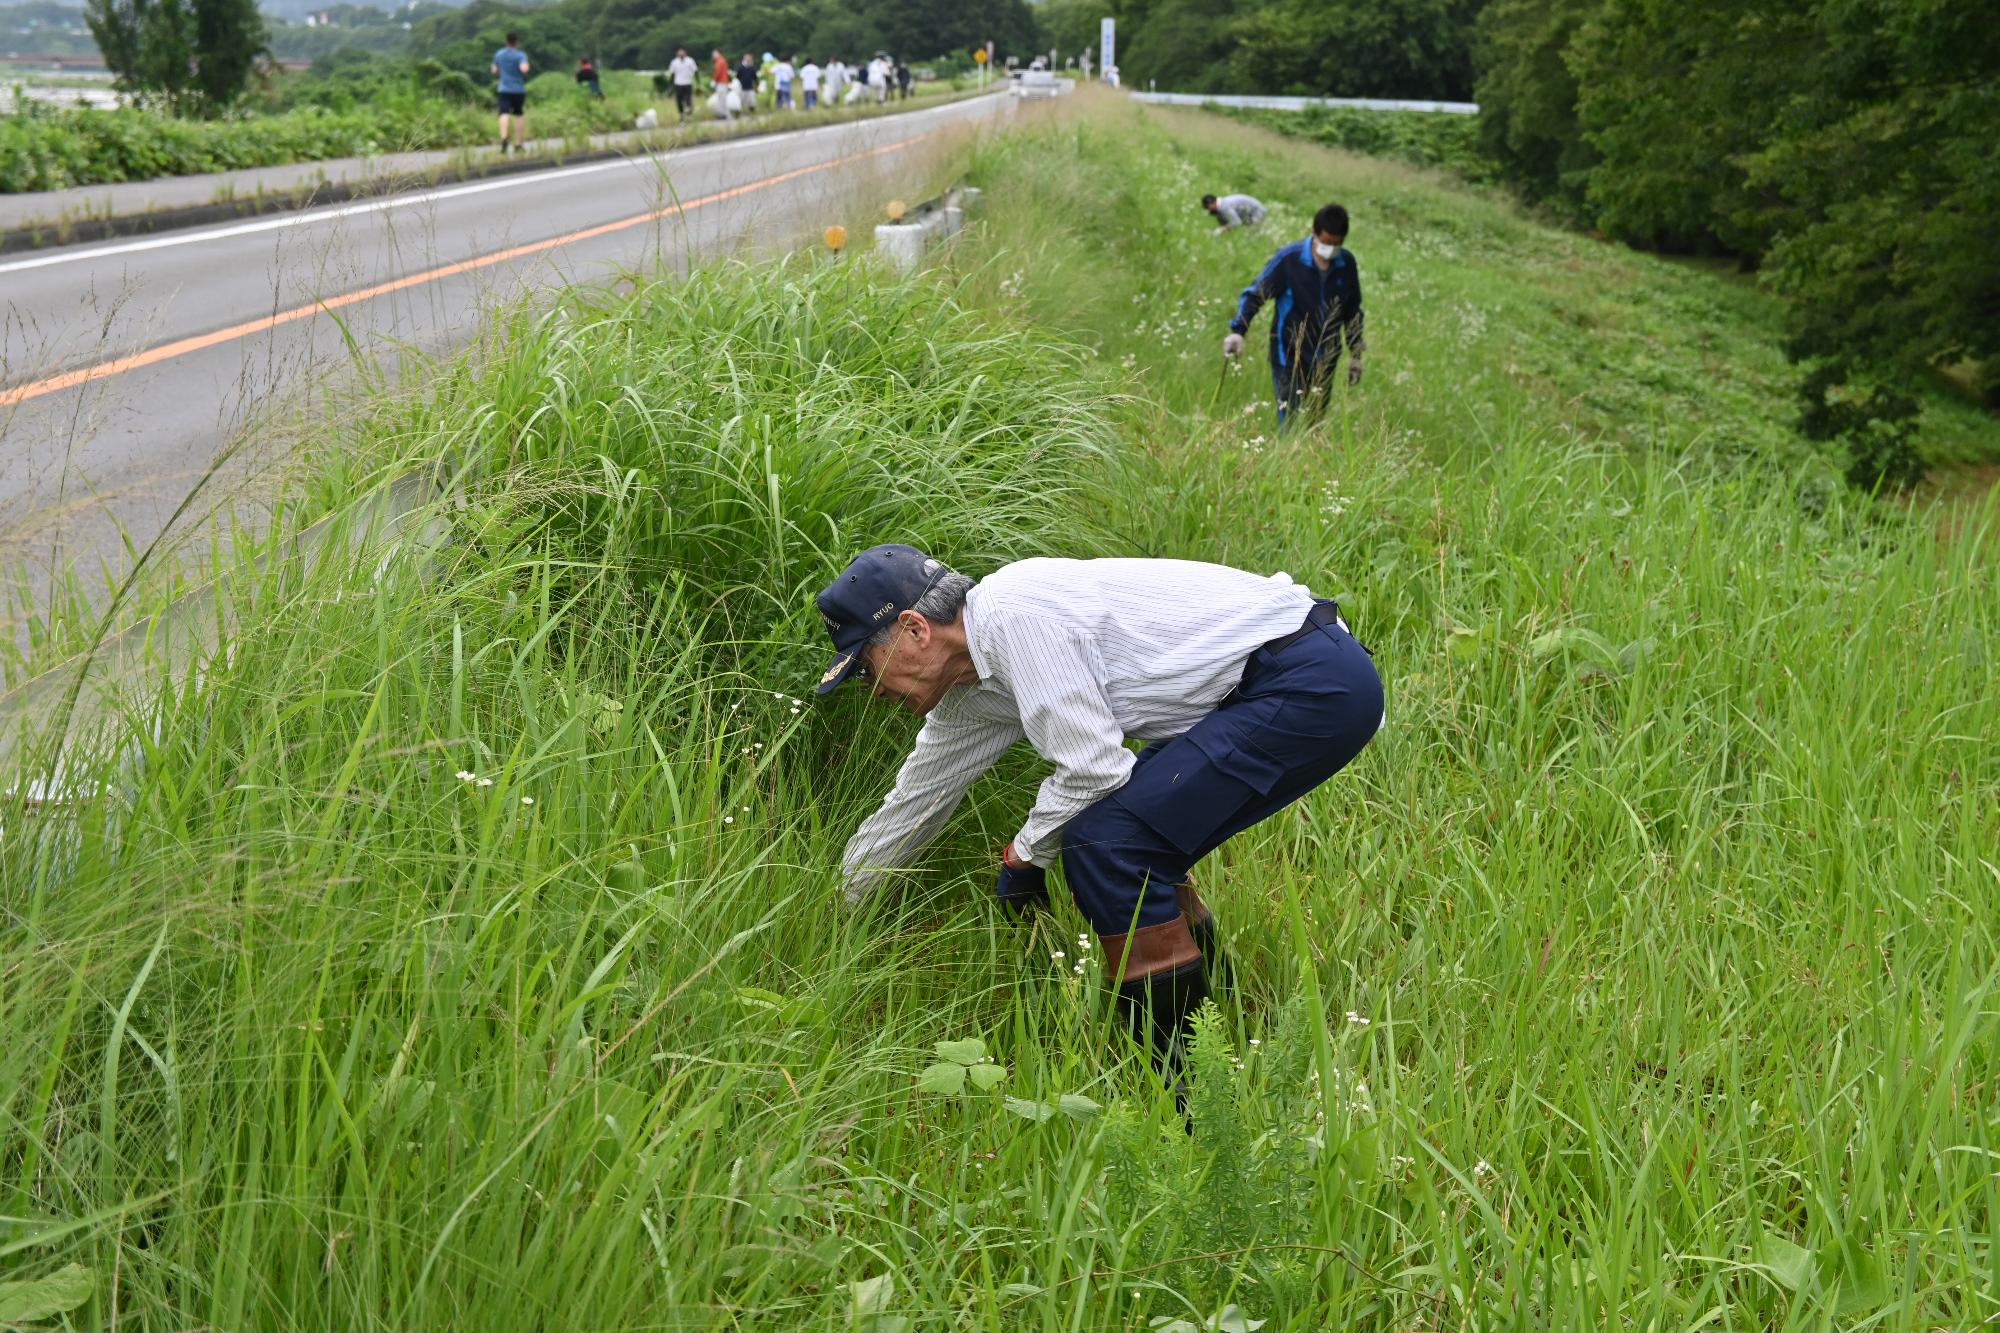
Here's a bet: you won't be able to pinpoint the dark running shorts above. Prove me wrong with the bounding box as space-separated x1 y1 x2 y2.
497 91 526 115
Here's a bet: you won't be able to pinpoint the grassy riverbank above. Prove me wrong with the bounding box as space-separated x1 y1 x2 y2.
1 95 1994 1329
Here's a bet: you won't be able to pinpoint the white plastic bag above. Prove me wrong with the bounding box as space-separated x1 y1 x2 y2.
726 87 743 112
842 81 863 105
634 107 658 130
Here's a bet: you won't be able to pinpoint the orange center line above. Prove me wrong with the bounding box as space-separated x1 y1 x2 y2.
1 132 928 409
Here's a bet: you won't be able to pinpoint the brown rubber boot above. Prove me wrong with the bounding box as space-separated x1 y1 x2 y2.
1176 881 1235 997
1101 914 1207 1091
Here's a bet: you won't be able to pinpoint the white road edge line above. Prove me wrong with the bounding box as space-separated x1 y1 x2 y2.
0 103 978 276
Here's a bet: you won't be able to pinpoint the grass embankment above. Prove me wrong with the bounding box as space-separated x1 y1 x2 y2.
2 95 1997 1327
0 71 974 194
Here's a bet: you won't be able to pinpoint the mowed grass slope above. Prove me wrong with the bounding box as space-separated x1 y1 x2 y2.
1 94 1996 1329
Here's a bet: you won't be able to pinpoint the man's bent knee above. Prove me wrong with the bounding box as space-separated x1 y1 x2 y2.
1062 802 1201 985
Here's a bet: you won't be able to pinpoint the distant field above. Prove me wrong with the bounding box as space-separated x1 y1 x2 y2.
1 92 1994 1329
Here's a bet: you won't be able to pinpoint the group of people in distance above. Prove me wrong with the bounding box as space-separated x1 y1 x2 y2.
669 47 911 122
488 35 918 154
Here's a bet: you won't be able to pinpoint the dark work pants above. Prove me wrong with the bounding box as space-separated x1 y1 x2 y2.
1060 603 1383 982
674 84 694 117
1273 356 1337 426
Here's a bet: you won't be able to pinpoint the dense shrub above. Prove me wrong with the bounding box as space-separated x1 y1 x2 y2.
1222 104 1497 182
0 71 641 192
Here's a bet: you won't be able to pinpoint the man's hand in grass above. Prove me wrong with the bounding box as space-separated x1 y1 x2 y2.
996 844 1049 918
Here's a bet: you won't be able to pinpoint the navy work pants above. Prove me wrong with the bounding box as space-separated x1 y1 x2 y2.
1060 602 1383 981
1273 356 1337 426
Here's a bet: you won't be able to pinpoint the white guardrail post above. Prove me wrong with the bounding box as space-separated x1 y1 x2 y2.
1130 92 1478 114
874 187 980 275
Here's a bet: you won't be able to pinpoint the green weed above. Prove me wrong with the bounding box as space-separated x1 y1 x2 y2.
1 94 1996 1329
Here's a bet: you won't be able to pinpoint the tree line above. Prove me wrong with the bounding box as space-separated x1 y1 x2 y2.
1477 0 1998 485
1037 0 1483 102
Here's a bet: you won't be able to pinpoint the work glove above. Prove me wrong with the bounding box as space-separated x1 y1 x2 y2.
995 843 1050 918
1221 332 1245 358
1347 357 1364 388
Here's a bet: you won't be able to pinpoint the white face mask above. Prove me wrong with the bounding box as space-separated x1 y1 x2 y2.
1313 240 1342 261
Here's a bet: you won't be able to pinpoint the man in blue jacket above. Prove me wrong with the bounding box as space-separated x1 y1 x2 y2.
1222 203 1365 422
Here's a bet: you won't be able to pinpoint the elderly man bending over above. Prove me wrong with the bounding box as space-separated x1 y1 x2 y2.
1202 192 1267 230
814 544 1384 1084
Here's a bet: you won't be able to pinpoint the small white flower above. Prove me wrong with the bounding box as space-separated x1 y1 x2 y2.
521 797 534 806
1248 1038 1261 1047
741 805 750 813
477 778 493 788
723 816 734 824
456 770 477 782
1474 1160 1492 1177
1073 963 1086 975
1051 950 1065 961
1345 1011 1371 1027
772 692 783 699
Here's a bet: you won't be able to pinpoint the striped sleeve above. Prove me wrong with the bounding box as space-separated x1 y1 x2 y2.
994 619 1137 866
839 706 1022 905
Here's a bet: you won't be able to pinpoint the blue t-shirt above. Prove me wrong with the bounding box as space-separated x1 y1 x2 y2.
494 47 529 93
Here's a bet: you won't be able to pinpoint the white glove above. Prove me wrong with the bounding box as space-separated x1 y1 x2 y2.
1222 333 1244 358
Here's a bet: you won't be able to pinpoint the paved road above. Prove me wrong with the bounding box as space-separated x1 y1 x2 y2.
0 92 1009 621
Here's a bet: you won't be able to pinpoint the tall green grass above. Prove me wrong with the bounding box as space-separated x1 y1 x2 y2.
2 95 1997 1328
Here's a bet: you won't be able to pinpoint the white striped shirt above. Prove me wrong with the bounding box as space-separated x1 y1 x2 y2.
839 558 1316 902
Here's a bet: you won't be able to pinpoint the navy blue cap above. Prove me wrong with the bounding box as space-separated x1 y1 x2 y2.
814 544 950 693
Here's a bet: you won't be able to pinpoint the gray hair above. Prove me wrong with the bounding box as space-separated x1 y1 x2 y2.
866 569 974 649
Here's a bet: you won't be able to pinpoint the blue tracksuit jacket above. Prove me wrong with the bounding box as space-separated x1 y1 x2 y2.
1229 239 1365 370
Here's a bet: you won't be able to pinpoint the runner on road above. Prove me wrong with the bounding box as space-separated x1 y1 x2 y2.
491 33 530 154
